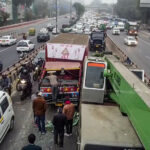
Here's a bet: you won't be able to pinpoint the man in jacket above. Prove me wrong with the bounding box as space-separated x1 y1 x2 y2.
52 107 67 148
63 100 75 136
22 133 42 150
33 92 47 134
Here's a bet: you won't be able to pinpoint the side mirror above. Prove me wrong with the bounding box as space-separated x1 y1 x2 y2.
104 69 112 78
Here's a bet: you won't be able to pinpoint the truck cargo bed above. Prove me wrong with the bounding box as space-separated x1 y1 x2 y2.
80 104 143 149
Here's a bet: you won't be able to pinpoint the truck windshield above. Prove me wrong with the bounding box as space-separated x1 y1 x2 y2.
85 62 105 89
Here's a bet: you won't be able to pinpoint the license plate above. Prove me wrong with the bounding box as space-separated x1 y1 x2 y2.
55 102 63 107
2 40 5 42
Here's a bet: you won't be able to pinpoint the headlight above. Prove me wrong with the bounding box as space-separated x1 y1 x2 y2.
21 79 26 84
135 31 137 34
35 67 38 70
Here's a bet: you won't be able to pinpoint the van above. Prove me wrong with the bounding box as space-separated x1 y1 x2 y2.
0 91 14 143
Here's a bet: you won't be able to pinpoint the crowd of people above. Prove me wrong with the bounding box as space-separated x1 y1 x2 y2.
22 92 75 149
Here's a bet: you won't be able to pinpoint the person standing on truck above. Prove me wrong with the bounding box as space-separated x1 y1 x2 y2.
33 92 47 135
48 71 58 101
63 100 75 136
52 107 67 148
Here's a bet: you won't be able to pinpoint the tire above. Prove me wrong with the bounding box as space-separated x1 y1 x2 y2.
16 81 21 91
9 117 14 131
33 73 38 81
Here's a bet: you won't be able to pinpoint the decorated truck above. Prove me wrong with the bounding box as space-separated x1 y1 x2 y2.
39 33 89 106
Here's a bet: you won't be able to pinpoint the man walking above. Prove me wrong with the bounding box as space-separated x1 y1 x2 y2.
63 100 75 136
22 133 42 150
52 107 67 148
33 92 47 134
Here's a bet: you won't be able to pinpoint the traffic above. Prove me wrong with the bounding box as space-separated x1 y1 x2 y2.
0 1 150 150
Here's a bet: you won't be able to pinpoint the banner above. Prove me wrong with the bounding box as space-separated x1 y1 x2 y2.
140 0 150 7
47 43 86 61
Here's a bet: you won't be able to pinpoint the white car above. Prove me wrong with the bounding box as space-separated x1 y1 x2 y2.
76 28 83 34
112 27 120 35
52 28 60 34
40 28 49 33
84 28 91 34
0 91 15 143
17 40 35 53
0 35 17 46
124 36 138 46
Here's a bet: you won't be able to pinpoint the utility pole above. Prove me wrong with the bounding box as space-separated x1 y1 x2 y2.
56 0 58 33
70 0 72 23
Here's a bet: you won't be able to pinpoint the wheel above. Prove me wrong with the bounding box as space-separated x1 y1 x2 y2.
16 81 21 91
33 73 38 81
9 117 14 130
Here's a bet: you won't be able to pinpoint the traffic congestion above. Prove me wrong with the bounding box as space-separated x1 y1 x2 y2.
0 1 150 150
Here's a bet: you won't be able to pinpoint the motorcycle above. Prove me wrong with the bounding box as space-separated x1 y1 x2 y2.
33 58 44 81
16 78 32 100
19 52 27 60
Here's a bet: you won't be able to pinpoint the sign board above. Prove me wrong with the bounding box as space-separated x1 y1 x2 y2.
47 43 86 61
140 0 150 7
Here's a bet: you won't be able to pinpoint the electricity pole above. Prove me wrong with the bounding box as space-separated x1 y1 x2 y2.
56 0 58 33
70 0 72 23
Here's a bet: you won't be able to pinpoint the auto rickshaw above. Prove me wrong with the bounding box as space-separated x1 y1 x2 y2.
29 28 36 36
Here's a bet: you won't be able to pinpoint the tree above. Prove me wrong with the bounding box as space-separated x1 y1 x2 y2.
12 0 34 22
0 10 10 26
73 2 85 18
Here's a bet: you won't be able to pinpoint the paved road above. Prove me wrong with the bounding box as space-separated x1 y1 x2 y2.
0 15 69 70
107 30 150 77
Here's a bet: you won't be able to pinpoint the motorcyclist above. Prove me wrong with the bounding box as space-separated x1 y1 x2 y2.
0 60 3 72
0 74 11 95
23 33 27 40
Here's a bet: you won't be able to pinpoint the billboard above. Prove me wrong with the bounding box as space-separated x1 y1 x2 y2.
140 0 150 7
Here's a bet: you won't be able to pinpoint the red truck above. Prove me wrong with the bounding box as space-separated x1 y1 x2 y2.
39 33 89 106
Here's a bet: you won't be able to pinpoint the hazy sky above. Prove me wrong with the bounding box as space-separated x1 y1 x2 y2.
84 0 117 5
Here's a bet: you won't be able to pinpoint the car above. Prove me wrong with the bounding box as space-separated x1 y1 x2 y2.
90 31 106 51
112 27 120 35
0 91 15 143
39 28 49 33
0 35 17 46
124 36 138 46
52 28 60 34
16 40 35 53
37 32 50 42
76 28 83 34
84 28 91 34
47 23 54 31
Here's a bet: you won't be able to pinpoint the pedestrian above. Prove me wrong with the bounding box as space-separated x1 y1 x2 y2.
33 92 47 135
63 100 75 136
31 92 38 126
48 71 58 101
52 107 67 148
21 133 42 150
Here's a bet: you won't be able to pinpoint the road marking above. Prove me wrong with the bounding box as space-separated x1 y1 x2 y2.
140 37 150 46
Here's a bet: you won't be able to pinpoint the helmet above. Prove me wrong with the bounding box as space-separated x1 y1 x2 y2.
23 69 28 74
2 74 7 78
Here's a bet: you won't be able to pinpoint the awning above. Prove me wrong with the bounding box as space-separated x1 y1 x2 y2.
45 62 80 71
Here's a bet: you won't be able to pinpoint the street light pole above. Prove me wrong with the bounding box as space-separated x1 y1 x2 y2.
70 0 72 22
56 0 58 33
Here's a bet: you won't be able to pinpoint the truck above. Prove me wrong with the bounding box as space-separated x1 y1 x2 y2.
78 55 150 150
117 21 125 31
126 21 138 36
39 33 89 106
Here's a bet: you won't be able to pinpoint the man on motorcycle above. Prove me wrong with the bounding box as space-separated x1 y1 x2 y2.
0 74 11 95
0 60 3 72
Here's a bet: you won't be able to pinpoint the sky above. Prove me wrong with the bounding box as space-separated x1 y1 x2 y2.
84 0 117 5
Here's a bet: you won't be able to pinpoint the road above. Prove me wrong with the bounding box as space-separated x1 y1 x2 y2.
0 15 69 70
107 30 150 77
